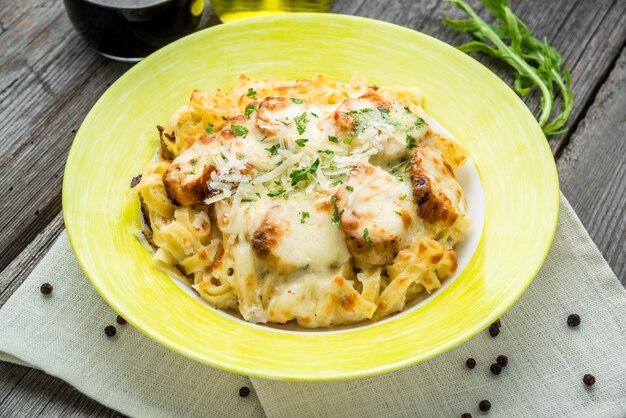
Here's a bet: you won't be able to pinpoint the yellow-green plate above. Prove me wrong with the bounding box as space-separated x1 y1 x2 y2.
63 14 559 380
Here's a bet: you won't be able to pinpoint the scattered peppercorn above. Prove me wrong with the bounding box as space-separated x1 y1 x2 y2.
466 358 477 369
583 374 595 386
488 324 500 337
461 413 472 418
567 314 581 327
104 325 116 337
479 400 491 412
496 355 508 367
491 318 501 328
40 283 53 295
116 315 127 325
239 386 251 397
130 174 142 188
490 363 502 375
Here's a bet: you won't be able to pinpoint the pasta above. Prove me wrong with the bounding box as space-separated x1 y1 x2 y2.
130 75 471 328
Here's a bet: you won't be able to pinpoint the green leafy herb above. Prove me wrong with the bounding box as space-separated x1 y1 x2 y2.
318 149 334 158
295 138 309 147
279 119 290 126
221 116 227 121
294 112 307 135
267 189 286 197
289 159 320 186
444 0 573 136
274 180 283 186
290 98 303 104
230 125 248 137
205 123 214 134
399 194 408 201
378 106 390 114
255 192 261 198
311 112 319 118
328 135 339 143
246 88 257 100
331 196 344 225
406 135 417 149
346 185 354 192
331 179 343 186
343 136 354 145
245 106 257 118
265 144 280 156
363 228 371 242
395 211 403 217
300 211 310 224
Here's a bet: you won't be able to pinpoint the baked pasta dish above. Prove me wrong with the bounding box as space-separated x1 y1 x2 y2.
130 75 471 328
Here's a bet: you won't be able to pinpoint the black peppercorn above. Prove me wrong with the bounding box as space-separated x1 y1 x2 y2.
40 283 53 295
461 413 472 418
490 363 502 375
479 400 491 411
488 325 500 337
567 314 581 327
130 174 142 188
583 374 595 386
104 325 116 337
239 386 251 397
116 315 127 325
496 355 508 367
491 318 501 328
466 358 477 369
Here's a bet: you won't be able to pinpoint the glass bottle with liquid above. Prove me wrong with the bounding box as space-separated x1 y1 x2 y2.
210 0 332 23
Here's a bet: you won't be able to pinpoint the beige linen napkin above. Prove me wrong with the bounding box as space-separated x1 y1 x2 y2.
1 195 625 417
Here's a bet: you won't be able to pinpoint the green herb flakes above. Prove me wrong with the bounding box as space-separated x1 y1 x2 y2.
245 106 257 118
328 135 339 143
246 88 257 100
295 138 309 147
289 159 320 186
290 98 303 104
363 228 371 242
267 189 286 197
205 123 214 134
300 211 310 224
230 125 248 137
346 185 354 192
294 112 308 135
266 144 280 156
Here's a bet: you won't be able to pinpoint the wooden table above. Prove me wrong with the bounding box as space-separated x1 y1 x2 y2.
1 0 625 415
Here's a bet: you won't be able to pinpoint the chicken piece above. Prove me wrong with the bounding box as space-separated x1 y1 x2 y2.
410 145 465 229
335 163 421 266
250 197 351 274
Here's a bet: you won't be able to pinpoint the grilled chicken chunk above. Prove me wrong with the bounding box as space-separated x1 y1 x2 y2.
410 145 465 229
251 197 351 274
335 163 421 266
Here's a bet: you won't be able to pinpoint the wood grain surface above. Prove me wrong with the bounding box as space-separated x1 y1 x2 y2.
0 0 625 415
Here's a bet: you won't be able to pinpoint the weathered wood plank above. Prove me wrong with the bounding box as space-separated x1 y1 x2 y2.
557 47 626 283
0 211 63 306
0 362 122 417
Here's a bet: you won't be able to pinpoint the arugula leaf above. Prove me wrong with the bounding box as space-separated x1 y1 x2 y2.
293 112 307 135
300 211 310 224
246 88 257 99
295 138 309 147
289 159 320 186
205 123 214 134
230 125 248 136
444 0 573 136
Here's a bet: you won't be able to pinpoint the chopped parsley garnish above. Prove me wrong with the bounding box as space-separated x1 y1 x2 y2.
274 180 283 186
290 98 303 104
246 88 257 99
230 125 248 136
289 158 319 186
395 211 403 217
343 136 354 145
295 138 309 147
346 185 354 192
328 135 339 143
245 106 257 118
318 149 334 158
300 211 310 224
267 189 286 197
414 117 426 129
205 123 214 134
293 112 307 135
221 116 227 121
406 135 417 149
399 194 408 201
331 195 344 225
346 108 373 117
311 112 319 118
265 144 280 156
255 192 261 198
378 106 390 114
279 119 290 126
331 179 343 186
363 228 371 242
